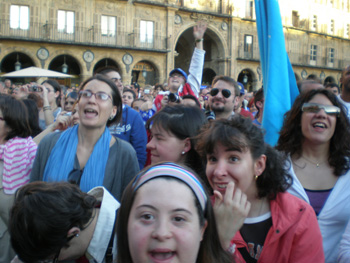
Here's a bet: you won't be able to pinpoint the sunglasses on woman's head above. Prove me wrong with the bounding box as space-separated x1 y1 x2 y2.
210 88 231 98
302 103 340 116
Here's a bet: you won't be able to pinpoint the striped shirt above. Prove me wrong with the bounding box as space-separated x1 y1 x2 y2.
0 137 37 194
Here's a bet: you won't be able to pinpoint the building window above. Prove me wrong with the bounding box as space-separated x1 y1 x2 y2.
327 48 335 67
140 20 154 44
346 24 349 38
246 0 254 19
329 20 334 35
101 15 116 36
58 10 74 34
312 15 317 31
292 11 299 27
10 5 29 30
244 35 253 59
310 44 317 65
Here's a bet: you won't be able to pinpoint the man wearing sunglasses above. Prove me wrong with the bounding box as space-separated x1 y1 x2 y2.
9 182 119 263
207 75 240 120
153 20 207 111
339 65 350 119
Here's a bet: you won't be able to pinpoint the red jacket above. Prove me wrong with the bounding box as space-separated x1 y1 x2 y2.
232 192 325 263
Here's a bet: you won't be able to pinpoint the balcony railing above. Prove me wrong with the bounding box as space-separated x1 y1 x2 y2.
0 19 168 51
236 45 348 69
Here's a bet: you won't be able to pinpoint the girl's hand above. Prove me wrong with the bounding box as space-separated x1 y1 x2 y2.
213 182 251 249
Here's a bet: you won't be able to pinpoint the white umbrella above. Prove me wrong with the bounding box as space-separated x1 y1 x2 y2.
2 66 73 78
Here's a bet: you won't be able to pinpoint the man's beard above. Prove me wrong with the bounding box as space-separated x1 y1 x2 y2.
211 104 225 113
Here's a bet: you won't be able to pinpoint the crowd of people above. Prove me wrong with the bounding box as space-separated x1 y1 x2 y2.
0 19 350 263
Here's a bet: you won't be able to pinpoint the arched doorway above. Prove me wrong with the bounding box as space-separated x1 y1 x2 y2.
175 25 226 80
0 52 35 84
131 61 158 86
324 76 336 85
49 54 81 87
93 58 120 74
237 69 255 92
202 68 216 85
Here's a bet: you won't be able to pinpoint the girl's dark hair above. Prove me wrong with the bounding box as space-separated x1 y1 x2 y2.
66 91 78 100
116 162 232 263
146 105 207 176
9 182 96 263
0 95 31 140
79 74 123 126
22 99 42 137
196 116 292 200
276 89 350 176
41 79 62 107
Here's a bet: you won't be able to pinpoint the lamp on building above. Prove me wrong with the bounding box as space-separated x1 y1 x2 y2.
243 74 248 84
142 69 147 78
61 55 68 74
320 71 326 80
14 53 21 71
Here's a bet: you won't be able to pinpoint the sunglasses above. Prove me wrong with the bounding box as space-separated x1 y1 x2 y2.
68 169 83 185
79 90 111 102
302 103 340 116
64 101 75 105
210 88 231 98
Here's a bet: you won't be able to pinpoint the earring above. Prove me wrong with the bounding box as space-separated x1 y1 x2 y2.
109 115 114 120
255 175 259 180
181 151 185 155
75 233 79 237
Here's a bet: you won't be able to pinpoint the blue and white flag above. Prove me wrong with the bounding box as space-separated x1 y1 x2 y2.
255 0 299 146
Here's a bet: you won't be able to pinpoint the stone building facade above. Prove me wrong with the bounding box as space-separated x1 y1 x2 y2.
0 0 349 91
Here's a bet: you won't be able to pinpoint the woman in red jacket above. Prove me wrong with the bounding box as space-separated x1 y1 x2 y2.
196 116 324 262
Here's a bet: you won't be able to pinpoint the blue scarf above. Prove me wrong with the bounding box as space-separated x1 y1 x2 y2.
43 125 111 192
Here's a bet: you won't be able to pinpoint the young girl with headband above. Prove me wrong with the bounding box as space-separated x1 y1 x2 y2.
116 162 232 263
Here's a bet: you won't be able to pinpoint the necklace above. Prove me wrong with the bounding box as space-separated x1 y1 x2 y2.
301 155 326 168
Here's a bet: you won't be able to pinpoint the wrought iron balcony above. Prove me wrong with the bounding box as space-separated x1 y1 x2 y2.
0 19 168 52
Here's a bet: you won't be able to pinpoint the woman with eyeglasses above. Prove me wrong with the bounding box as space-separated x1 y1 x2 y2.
30 74 139 202
276 89 350 262
64 91 78 112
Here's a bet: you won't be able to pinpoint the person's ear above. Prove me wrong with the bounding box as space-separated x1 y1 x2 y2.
55 91 60 98
67 227 81 238
183 137 191 154
200 220 208 241
254 154 266 178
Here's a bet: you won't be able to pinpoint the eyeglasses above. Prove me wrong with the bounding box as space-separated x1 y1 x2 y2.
302 103 340 116
68 168 83 185
210 88 231 98
79 90 112 102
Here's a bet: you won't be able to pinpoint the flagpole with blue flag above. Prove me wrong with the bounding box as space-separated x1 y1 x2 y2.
255 0 299 146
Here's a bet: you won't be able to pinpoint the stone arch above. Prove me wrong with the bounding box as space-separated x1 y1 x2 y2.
237 68 257 92
131 60 160 86
174 22 228 77
93 58 121 75
48 54 82 76
324 76 336 85
1 50 36 73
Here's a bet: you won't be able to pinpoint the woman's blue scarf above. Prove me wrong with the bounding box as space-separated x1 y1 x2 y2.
43 125 111 192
